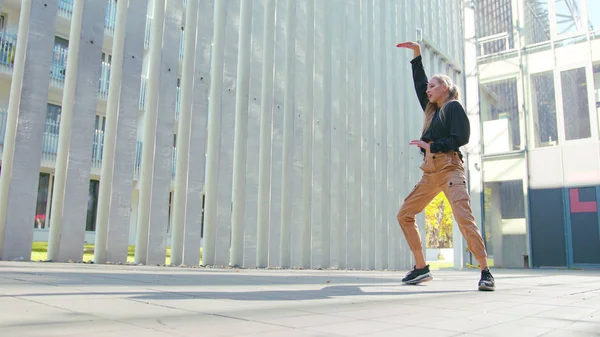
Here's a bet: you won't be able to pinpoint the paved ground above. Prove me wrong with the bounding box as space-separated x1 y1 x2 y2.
1 262 599 336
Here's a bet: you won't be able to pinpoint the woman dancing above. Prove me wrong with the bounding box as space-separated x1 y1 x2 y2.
396 41 495 291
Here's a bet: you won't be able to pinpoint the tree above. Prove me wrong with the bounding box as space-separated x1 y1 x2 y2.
425 192 453 248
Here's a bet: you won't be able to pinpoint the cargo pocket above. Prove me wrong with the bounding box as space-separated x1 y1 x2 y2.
448 178 469 202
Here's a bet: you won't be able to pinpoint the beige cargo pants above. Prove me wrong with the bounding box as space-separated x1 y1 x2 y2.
397 151 488 260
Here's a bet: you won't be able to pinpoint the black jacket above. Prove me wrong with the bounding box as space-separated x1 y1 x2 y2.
410 55 469 159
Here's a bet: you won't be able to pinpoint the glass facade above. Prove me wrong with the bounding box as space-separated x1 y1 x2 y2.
475 0 600 268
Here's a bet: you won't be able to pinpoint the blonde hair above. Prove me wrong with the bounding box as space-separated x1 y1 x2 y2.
421 74 460 135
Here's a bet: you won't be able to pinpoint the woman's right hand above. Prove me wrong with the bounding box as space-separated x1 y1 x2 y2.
396 41 421 58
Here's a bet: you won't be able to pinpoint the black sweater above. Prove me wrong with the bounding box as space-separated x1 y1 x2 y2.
410 55 469 159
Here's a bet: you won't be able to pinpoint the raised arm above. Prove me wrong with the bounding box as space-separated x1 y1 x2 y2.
410 55 429 111
397 41 429 111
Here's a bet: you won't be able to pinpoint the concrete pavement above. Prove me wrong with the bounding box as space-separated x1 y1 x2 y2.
1 262 599 336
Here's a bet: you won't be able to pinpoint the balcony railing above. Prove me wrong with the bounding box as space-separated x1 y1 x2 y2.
0 110 177 178
58 0 117 36
50 45 68 88
98 61 111 100
0 31 16 74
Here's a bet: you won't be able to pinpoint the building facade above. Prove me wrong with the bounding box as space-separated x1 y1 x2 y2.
474 0 600 268
0 0 471 270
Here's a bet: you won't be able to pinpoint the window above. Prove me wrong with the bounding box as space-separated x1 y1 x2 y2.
483 179 527 268
554 0 584 36
45 104 61 134
524 0 551 44
34 173 51 229
51 37 68 81
594 64 600 137
480 79 521 154
86 180 99 231
588 0 600 32
0 14 6 31
561 67 590 140
531 71 558 146
476 0 514 56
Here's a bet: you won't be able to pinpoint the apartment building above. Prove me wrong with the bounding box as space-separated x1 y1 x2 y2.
0 0 184 244
474 0 600 268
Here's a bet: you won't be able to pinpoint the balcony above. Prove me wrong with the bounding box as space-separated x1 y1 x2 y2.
0 109 177 178
58 0 117 36
0 31 16 75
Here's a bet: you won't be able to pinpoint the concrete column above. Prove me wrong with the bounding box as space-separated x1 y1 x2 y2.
279 0 296 268
210 0 240 266
146 0 183 266
230 0 254 267
388 0 402 270
256 0 275 268
330 0 347 269
183 0 213 267
104 0 148 264
373 0 387 270
171 0 199 267
360 0 374 270
242 0 265 268
47 0 106 262
461 0 481 270
135 0 167 265
95 0 147 264
201 0 228 266
311 0 328 269
346 0 362 270
0 0 58 261
300 0 314 269
268 0 285 267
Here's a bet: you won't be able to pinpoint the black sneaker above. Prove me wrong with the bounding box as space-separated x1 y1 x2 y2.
478 268 495 291
402 265 433 285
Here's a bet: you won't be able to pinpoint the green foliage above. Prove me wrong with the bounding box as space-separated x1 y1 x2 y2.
425 192 453 248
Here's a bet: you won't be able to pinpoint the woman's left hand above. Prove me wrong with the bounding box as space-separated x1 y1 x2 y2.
409 140 430 150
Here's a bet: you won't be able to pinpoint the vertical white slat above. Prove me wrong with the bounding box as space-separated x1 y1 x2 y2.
311 0 332 269
0 0 58 260
290 0 307 268
242 0 264 268
230 0 254 268
300 0 314 269
279 0 296 269
201 0 228 266
330 0 347 269
268 0 286 267
97 0 148 264
171 0 200 267
373 0 387 270
360 0 375 270
256 0 276 268
146 0 183 265
346 0 362 270
388 0 402 270
183 0 214 266
134 0 166 264
379 0 391 270
401 0 416 270
47 0 106 262
212 0 240 266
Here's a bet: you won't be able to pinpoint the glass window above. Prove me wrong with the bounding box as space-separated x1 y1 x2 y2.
588 0 600 32
34 173 50 229
479 79 521 154
476 0 514 56
483 179 527 268
531 71 558 146
561 67 590 140
86 180 99 231
594 64 600 136
524 0 551 44
554 0 584 36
